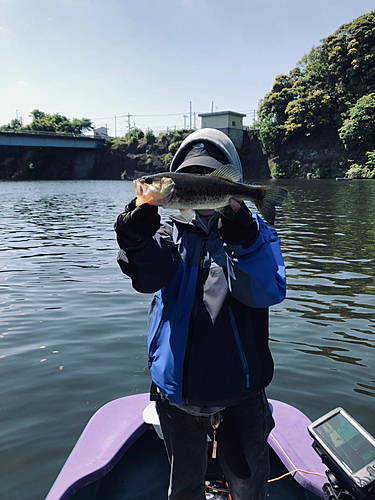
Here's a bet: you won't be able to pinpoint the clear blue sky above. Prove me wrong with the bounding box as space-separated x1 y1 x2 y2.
1 0 374 136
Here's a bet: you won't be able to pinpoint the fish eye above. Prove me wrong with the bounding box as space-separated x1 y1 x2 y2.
144 177 153 184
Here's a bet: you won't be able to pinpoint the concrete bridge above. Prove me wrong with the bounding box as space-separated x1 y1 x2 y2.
0 130 106 149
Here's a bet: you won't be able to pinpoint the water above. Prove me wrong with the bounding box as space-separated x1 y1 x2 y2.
0 179 374 500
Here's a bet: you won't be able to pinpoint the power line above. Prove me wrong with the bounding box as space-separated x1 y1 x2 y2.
92 111 190 120
93 110 257 120
92 107 259 136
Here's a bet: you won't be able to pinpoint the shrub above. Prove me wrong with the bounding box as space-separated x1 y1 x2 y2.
111 138 121 151
127 136 138 146
145 130 156 144
168 141 182 156
162 153 173 168
271 163 287 179
271 158 301 178
158 133 168 144
172 131 183 141
346 151 375 178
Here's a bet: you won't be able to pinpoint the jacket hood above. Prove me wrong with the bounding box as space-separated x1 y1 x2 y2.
170 128 243 182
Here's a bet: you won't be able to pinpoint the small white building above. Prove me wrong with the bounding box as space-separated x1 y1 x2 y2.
94 126 109 138
198 111 246 148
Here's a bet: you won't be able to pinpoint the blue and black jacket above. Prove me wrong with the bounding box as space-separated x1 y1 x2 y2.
116 211 286 409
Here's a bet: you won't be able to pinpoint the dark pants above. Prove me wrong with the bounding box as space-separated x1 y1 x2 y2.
155 391 275 500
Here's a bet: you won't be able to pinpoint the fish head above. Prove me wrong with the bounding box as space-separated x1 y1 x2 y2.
134 174 175 207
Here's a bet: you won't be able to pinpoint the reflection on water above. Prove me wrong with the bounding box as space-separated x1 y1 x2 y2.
270 179 375 423
0 179 374 500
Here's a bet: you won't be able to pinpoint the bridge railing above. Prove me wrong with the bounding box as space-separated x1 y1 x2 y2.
0 129 104 140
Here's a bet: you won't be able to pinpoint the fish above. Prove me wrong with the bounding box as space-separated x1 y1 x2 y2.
134 164 288 225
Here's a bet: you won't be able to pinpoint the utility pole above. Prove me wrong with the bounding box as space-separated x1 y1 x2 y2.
127 113 131 134
190 101 192 130
183 115 188 128
211 101 214 113
114 115 117 137
194 112 196 129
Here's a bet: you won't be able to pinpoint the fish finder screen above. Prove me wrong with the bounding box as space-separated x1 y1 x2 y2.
315 414 375 474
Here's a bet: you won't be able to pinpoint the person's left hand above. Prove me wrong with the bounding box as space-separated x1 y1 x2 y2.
228 199 242 213
218 199 259 247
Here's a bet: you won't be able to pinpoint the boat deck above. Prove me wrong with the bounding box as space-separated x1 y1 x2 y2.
69 428 321 500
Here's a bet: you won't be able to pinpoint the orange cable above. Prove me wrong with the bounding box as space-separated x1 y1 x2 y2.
268 468 326 483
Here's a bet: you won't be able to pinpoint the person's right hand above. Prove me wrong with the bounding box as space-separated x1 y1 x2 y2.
115 198 160 246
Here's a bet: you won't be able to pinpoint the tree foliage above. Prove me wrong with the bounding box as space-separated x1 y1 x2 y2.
255 11 375 154
1 109 93 135
346 150 375 178
339 93 375 157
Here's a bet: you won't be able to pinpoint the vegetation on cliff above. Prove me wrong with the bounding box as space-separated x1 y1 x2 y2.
255 10 375 178
94 128 193 181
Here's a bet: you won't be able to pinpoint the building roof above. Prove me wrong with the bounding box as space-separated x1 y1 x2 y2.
198 110 246 118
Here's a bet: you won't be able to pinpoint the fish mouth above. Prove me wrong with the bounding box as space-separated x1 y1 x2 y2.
133 179 144 197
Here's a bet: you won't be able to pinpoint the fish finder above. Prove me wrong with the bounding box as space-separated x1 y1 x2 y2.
308 407 375 500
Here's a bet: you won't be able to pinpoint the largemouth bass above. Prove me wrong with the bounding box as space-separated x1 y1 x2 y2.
134 164 287 225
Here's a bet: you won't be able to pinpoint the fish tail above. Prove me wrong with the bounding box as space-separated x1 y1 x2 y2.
256 187 288 225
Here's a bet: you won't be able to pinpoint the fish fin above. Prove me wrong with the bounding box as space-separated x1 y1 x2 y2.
179 209 195 222
209 164 242 183
256 187 288 225
217 205 236 220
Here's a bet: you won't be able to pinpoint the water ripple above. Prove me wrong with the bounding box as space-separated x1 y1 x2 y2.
1 179 375 500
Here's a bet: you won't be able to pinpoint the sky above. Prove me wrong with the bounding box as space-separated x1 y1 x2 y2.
1 0 374 136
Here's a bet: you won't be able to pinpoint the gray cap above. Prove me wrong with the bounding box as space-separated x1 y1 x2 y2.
170 128 243 182
175 142 227 172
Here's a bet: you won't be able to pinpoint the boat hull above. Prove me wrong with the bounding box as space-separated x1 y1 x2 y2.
46 394 326 500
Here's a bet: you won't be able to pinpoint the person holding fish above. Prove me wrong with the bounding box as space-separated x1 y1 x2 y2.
115 128 287 500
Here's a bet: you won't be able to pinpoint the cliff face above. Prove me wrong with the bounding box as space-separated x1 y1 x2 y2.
94 131 273 181
271 127 348 178
239 132 271 180
0 146 96 180
0 129 348 181
93 136 167 180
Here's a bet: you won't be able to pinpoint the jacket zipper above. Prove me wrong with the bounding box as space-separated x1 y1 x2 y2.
148 301 168 368
182 235 208 404
228 305 250 388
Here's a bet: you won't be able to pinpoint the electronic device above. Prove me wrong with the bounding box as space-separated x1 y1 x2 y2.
308 407 375 500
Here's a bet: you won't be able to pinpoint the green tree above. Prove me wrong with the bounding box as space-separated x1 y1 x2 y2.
339 93 375 158
24 109 93 134
256 11 375 153
346 151 375 178
1 118 23 131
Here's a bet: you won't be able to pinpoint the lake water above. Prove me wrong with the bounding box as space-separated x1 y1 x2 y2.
1 179 374 500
